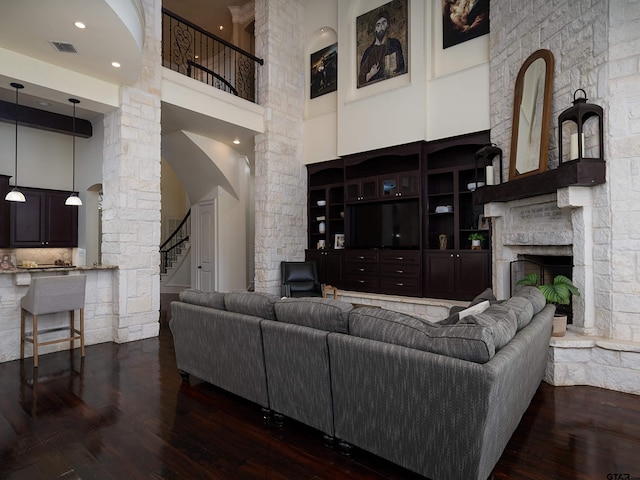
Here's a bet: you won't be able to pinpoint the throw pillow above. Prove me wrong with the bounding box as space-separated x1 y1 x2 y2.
440 300 491 325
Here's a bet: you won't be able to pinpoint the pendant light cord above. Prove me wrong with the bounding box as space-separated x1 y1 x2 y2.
72 101 76 192
13 84 19 187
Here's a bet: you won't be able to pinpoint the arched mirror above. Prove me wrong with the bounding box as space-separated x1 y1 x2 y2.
509 49 555 180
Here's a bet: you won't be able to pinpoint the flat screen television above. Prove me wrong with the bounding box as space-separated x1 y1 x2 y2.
349 200 420 249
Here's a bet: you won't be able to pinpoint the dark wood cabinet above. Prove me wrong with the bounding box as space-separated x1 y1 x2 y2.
305 249 344 287
424 250 490 301
9 187 78 247
344 249 421 297
307 133 492 301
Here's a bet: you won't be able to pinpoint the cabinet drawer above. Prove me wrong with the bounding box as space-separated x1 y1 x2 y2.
379 250 421 264
379 263 421 278
345 250 379 263
379 277 422 295
344 276 379 290
345 263 379 276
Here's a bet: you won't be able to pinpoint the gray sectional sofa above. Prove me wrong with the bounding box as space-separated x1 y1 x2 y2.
169 286 554 480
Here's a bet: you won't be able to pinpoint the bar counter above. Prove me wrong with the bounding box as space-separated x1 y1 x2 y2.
0 265 119 364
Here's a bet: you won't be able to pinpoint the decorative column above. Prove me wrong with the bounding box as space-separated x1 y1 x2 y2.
102 0 162 342
253 0 306 294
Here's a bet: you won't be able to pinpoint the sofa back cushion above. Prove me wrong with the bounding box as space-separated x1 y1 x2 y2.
349 307 496 363
503 296 534 330
457 303 518 349
224 291 280 320
179 289 226 310
513 285 547 314
275 297 353 333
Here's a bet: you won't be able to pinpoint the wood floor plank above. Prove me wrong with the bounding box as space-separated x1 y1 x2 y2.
1 319 639 480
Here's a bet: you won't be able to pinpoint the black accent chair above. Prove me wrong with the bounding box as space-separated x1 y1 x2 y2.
281 261 324 297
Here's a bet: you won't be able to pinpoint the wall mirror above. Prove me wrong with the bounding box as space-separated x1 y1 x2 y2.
509 49 555 180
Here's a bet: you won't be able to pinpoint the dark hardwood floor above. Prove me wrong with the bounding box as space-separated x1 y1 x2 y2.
1 313 639 479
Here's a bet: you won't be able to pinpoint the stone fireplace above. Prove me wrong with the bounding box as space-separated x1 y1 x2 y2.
483 185 640 394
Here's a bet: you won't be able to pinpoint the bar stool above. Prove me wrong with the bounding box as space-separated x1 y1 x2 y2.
20 275 87 368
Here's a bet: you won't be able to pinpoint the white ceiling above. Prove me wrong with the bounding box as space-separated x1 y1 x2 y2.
0 0 257 156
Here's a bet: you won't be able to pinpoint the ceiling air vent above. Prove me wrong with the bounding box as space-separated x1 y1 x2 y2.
49 41 78 54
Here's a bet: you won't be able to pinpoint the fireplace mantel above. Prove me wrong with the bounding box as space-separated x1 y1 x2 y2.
472 159 605 204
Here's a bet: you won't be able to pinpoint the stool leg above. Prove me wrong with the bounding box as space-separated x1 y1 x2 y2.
32 314 39 368
70 310 75 351
79 308 85 358
20 308 26 360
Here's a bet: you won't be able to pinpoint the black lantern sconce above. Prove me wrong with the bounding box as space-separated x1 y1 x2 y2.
474 143 503 187
558 88 604 164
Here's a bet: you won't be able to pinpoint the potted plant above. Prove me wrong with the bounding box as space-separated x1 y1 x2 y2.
468 233 485 250
516 273 580 336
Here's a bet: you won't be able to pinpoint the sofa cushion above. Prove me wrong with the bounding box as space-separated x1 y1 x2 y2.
458 303 518 349
440 300 491 325
449 287 497 316
224 291 280 320
275 297 353 333
503 296 534 330
178 289 226 310
513 285 546 314
349 307 496 363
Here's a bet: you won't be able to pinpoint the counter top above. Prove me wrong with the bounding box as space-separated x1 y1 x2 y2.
0 264 118 274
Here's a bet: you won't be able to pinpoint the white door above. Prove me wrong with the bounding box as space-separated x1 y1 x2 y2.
196 199 216 292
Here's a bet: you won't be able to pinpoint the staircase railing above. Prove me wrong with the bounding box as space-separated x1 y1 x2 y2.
162 8 264 103
160 210 191 275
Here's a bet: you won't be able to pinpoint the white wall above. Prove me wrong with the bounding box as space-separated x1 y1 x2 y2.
302 0 491 164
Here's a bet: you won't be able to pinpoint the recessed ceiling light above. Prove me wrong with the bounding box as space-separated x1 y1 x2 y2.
37 100 51 106
195 55 199 59
74 21 86 29
111 61 121 68
219 25 224 30
233 139 240 145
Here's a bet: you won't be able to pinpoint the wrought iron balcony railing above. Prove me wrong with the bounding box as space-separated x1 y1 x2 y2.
162 8 263 103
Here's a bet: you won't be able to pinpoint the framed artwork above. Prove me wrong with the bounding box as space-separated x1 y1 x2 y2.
478 214 489 230
334 233 345 249
356 0 408 88
310 43 338 99
0 253 15 270
442 0 490 49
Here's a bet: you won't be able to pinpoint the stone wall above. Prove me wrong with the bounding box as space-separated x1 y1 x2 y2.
101 0 162 342
490 0 640 395
253 0 307 294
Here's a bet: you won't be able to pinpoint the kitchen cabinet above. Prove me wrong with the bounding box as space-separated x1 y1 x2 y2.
9 187 78 247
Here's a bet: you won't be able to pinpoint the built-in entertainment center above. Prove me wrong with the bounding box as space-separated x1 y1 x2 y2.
306 131 492 301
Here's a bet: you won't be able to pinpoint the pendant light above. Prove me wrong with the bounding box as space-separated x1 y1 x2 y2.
5 82 26 202
65 98 82 206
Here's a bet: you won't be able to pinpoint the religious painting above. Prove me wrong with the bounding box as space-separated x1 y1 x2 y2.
442 0 490 49
310 43 338 99
356 0 408 89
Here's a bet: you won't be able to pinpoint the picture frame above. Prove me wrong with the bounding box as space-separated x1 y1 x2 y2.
442 0 490 49
334 233 345 249
356 0 408 89
0 252 15 270
310 42 338 99
478 214 489 230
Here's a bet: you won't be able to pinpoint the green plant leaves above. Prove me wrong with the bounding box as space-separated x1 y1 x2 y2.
516 273 579 305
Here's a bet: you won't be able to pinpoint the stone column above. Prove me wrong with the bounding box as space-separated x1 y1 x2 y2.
253 0 306 294
102 0 162 342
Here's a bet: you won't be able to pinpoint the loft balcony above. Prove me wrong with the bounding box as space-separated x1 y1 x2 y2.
162 8 263 103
